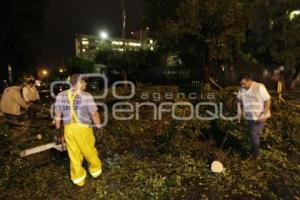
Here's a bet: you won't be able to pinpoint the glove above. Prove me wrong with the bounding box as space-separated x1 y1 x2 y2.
94 128 104 140
54 128 64 145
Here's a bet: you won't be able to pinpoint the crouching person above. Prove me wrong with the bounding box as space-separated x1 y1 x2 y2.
23 78 50 122
54 74 103 187
0 85 30 126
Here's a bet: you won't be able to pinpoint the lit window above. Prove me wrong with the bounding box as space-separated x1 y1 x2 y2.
112 41 124 45
127 42 141 47
82 40 89 45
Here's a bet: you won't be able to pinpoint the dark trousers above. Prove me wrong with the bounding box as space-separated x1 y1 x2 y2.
247 120 265 156
3 113 27 127
5 113 19 122
28 100 40 122
28 100 49 122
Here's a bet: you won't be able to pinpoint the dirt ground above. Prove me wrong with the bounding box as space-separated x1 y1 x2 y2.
0 86 299 200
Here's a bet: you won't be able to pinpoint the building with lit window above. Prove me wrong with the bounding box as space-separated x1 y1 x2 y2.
75 34 155 61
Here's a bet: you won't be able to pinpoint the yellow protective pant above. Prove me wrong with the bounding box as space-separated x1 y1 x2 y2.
277 81 283 99
64 123 102 186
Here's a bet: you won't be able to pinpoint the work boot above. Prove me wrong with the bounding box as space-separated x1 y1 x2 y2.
251 145 260 158
76 179 85 187
72 172 86 187
90 168 102 178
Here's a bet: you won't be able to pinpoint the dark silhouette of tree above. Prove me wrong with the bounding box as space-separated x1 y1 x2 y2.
0 0 48 89
245 0 300 88
144 0 248 83
66 56 95 75
95 50 162 72
95 49 163 85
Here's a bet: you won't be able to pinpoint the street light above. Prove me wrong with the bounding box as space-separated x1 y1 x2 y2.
38 68 49 80
42 70 48 76
99 31 108 39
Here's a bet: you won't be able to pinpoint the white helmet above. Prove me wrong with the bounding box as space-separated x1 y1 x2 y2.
211 161 224 173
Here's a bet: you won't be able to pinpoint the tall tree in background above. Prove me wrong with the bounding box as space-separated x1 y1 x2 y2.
246 0 300 88
144 0 248 82
95 50 163 84
0 0 48 88
66 56 95 75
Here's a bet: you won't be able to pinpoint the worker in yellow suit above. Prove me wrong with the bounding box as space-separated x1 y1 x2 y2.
54 74 103 187
277 70 285 101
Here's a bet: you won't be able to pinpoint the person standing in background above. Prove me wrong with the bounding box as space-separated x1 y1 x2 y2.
237 73 271 159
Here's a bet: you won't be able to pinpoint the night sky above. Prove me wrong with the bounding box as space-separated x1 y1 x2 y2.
37 0 144 68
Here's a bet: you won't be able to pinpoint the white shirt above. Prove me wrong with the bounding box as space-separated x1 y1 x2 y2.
237 81 271 121
22 85 40 102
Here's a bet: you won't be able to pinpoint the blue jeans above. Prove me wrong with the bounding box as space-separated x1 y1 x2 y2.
247 120 265 156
